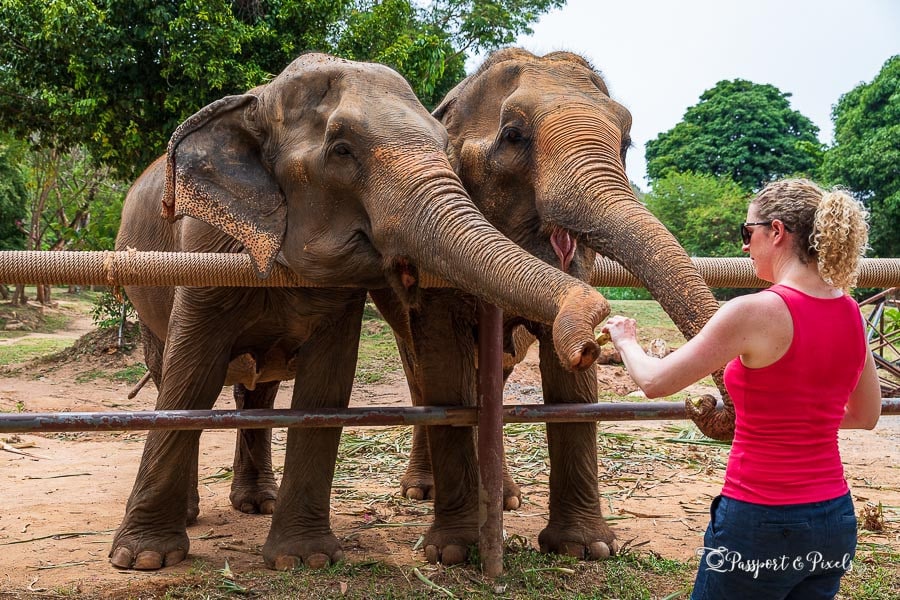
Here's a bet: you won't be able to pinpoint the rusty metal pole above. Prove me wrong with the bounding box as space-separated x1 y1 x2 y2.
477 300 504 577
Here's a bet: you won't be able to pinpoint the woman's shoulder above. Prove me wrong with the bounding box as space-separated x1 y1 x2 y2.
714 290 792 331
722 289 787 315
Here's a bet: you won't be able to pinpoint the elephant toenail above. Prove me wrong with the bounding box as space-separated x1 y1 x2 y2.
589 541 611 559
504 496 521 511
560 541 585 558
610 539 620 555
165 549 187 566
274 555 301 571
406 487 425 501
110 547 134 569
305 553 331 569
133 550 164 570
259 500 276 514
424 545 440 564
441 545 467 565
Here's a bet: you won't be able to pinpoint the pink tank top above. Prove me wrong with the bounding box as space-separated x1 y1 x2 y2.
721 284 867 505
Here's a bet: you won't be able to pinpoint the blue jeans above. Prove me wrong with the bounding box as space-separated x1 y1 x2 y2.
691 492 857 600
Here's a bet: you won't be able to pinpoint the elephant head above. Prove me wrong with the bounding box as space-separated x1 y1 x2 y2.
161 52 606 369
434 48 734 439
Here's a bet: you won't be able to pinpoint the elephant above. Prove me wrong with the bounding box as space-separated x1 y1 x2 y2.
369 48 736 564
109 52 610 571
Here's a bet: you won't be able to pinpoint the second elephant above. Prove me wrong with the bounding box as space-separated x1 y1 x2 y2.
371 48 736 565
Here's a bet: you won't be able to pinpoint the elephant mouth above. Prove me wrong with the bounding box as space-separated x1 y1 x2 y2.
549 225 577 273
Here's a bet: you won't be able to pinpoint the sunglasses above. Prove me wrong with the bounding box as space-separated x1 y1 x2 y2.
740 221 772 245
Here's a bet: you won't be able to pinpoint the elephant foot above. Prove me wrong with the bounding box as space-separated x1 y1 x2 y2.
230 480 278 515
400 468 434 501
109 524 190 570
401 470 521 511
538 521 619 561
423 523 478 565
187 489 200 526
501 473 522 511
262 531 343 571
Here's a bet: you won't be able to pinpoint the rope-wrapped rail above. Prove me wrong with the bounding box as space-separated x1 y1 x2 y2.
2 251 900 288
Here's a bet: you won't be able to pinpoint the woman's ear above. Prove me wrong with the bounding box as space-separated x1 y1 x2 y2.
163 94 287 278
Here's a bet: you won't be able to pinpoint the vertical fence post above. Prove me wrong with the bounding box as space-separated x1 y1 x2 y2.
477 300 504 577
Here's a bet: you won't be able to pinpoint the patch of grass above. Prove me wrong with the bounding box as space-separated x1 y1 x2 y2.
0 338 74 366
74 369 105 383
136 548 698 599
840 547 900 599
355 305 402 384
0 330 28 340
111 363 148 384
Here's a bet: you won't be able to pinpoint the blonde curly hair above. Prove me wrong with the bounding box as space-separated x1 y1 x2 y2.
753 178 869 291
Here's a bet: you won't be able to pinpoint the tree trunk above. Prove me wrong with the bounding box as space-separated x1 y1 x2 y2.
11 284 26 306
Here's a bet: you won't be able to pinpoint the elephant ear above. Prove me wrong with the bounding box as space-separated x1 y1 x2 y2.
432 76 470 123
162 94 286 278
432 77 472 168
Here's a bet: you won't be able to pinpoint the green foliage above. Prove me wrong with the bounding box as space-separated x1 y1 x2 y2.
0 1 561 178
336 0 466 108
0 134 27 250
883 307 900 336
645 171 750 258
645 79 821 190
90 288 134 329
820 55 900 258
15 144 127 252
597 286 652 301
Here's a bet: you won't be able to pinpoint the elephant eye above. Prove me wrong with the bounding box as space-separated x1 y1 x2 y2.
620 137 632 165
502 127 524 144
332 142 353 157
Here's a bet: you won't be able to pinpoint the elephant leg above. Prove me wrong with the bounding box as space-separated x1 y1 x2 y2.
262 292 366 570
230 381 280 515
411 291 480 565
498 365 522 510
534 329 617 561
367 289 436 501
369 288 520 509
136 320 205 525
111 289 238 570
396 338 435 501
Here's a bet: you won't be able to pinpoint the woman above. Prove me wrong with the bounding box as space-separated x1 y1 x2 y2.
603 179 881 599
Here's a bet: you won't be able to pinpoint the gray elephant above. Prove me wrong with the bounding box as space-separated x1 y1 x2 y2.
369 48 735 564
110 53 609 571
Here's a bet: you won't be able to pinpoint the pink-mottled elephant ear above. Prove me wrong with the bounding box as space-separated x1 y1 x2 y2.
162 94 286 278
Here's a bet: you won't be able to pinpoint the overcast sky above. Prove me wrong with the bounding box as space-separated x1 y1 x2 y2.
468 0 900 188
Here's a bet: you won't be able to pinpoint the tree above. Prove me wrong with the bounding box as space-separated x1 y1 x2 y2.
645 79 821 190
644 171 749 259
0 0 562 179
0 135 27 251
820 55 900 258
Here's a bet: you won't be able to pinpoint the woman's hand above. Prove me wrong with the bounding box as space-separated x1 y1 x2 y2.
603 315 638 348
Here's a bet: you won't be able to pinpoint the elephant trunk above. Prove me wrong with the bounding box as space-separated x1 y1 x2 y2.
370 146 607 371
536 111 735 439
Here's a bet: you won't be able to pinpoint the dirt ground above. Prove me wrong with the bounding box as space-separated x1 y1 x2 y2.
0 309 898 598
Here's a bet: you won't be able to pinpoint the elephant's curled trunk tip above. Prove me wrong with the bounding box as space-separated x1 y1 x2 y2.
553 288 610 371
685 395 736 441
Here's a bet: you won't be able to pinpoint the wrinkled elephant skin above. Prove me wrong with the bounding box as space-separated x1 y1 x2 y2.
110 53 609 571
373 48 734 565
